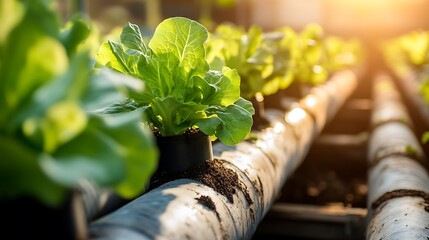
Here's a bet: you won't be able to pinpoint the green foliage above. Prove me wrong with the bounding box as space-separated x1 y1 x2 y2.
215 0 236 7
397 31 429 67
383 31 429 77
422 131 429 144
294 24 361 85
420 75 429 104
96 17 254 145
383 31 429 105
60 17 91 57
404 145 417 155
206 23 362 99
383 30 429 148
259 28 296 96
0 0 158 206
324 36 363 73
205 23 294 99
294 24 329 85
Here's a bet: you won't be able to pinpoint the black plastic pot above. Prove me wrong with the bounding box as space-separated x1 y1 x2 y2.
155 131 213 173
250 96 271 130
2 190 86 239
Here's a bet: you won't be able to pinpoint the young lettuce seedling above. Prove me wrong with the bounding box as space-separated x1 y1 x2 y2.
97 17 254 146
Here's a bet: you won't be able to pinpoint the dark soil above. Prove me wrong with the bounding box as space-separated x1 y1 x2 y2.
371 189 429 211
276 102 369 208
195 195 220 220
152 127 201 137
276 136 368 207
277 162 368 208
150 158 253 207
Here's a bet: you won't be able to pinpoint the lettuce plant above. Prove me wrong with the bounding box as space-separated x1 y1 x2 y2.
383 31 429 77
324 36 363 73
0 0 158 207
383 31 429 145
294 24 329 85
96 17 254 145
205 24 274 100
261 27 297 96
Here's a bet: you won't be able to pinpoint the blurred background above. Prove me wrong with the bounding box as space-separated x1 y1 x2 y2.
56 0 429 62
56 0 429 93
56 0 429 36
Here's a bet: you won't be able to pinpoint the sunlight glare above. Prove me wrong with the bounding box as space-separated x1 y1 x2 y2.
303 95 318 109
286 108 307 124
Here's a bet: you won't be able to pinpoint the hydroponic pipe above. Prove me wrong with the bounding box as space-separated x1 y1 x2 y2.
391 70 429 157
366 74 429 240
88 69 358 239
393 71 429 130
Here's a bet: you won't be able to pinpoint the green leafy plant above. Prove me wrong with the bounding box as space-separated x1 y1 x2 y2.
420 74 429 103
205 23 295 100
422 132 429 144
257 27 297 96
383 31 429 145
294 24 363 86
294 24 329 85
383 31 429 77
324 36 363 73
96 17 254 145
0 0 158 207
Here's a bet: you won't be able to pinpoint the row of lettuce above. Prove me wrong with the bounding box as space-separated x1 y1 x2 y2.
382 30 429 143
0 0 363 208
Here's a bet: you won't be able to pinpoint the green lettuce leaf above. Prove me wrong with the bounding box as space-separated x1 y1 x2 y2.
0 0 158 206
97 17 254 145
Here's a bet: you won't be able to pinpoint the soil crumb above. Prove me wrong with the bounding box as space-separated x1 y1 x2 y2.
150 158 255 222
150 158 253 206
196 195 220 221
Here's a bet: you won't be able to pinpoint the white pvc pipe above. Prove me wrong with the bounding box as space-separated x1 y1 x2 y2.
367 73 429 240
88 70 359 239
